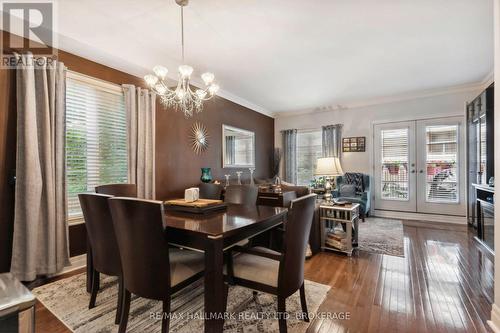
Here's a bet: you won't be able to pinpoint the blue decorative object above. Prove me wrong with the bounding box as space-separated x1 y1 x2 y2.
200 168 213 183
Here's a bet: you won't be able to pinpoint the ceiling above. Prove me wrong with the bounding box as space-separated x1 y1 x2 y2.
13 0 496 115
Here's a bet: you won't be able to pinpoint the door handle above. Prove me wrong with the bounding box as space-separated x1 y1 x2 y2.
419 170 424 173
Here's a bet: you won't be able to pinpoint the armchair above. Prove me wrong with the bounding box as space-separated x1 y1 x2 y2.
333 173 371 221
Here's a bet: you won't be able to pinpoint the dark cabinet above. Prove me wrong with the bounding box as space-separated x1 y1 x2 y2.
467 84 494 227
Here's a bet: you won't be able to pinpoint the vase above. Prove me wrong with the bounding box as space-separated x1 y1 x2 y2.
200 168 212 183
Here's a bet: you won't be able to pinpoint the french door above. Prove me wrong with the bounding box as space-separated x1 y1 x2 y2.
374 117 466 216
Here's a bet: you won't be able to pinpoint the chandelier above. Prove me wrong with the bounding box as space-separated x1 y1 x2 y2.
144 0 219 117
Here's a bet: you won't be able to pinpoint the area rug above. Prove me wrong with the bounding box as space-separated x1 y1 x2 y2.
357 217 404 257
33 273 330 333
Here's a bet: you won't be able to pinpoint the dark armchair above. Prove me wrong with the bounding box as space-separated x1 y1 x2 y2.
334 173 371 221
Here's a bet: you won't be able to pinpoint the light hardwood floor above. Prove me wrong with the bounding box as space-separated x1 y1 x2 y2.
34 223 493 333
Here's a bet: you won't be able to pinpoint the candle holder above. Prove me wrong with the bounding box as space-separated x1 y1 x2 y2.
249 168 255 185
224 174 230 187
236 171 243 185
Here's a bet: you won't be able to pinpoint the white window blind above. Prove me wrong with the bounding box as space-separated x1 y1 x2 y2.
380 128 409 201
296 130 322 186
425 125 458 203
66 73 128 222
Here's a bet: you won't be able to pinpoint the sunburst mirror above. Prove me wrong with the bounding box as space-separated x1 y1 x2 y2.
189 122 209 154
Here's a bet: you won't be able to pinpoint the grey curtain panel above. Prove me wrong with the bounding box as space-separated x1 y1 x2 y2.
281 129 297 184
123 85 156 199
322 124 343 158
11 54 70 281
225 135 236 165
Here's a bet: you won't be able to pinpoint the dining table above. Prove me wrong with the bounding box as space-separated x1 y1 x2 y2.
164 203 288 333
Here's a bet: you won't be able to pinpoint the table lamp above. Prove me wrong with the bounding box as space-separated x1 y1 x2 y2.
315 157 344 201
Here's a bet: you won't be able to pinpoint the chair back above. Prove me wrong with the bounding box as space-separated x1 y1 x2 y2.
78 193 121 276
95 184 137 197
108 197 171 300
279 193 317 297
199 183 223 200
224 185 258 205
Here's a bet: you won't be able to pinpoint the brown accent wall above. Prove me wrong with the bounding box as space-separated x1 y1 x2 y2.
155 97 274 199
0 30 274 271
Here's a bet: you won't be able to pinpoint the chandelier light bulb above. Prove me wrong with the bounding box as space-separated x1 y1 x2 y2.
155 84 167 95
176 88 186 99
208 84 219 95
179 65 193 78
144 74 158 86
153 65 168 79
201 72 215 85
196 89 207 99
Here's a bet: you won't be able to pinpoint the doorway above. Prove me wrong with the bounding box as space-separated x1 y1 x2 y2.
373 116 466 216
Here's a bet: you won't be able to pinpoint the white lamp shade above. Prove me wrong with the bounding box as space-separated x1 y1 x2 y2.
315 157 344 176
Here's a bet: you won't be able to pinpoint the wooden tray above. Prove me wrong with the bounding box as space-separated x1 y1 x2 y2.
164 199 227 214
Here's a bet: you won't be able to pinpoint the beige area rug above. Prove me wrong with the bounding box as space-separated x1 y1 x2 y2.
357 217 405 257
33 273 330 333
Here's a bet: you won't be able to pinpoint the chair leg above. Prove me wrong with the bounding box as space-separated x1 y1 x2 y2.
118 289 131 333
277 296 287 333
115 275 124 325
162 299 171 333
252 291 258 303
88 270 100 309
299 283 309 322
223 283 229 313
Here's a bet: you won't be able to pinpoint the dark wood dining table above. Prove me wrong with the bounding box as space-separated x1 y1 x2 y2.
164 203 288 333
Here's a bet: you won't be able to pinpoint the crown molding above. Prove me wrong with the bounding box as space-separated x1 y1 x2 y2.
273 81 487 118
481 69 494 88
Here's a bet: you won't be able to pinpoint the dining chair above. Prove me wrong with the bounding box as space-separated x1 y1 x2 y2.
108 197 205 333
95 184 137 197
224 185 258 205
78 193 123 325
224 193 317 333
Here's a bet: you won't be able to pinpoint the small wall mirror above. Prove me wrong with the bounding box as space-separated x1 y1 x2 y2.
222 125 255 168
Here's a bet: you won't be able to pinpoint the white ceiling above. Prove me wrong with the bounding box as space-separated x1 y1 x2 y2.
18 0 497 115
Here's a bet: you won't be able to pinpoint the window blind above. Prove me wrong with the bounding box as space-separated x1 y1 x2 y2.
66 74 128 222
296 130 322 186
425 125 458 203
380 128 409 201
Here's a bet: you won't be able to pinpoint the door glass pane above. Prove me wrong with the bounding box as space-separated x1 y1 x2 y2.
425 125 458 203
480 116 487 184
380 128 409 201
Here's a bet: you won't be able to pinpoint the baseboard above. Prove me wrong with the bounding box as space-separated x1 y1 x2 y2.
374 209 467 225
489 304 500 333
401 219 468 232
60 254 86 274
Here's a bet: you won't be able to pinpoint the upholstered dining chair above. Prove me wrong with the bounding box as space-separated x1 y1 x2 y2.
95 183 137 197
78 193 123 325
108 197 205 333
224 193 317 333
224 185 258 205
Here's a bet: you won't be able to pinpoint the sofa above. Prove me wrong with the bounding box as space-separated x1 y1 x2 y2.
333 173 371 221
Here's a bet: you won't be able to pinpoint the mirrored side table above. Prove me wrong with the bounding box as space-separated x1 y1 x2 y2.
0 273 36 333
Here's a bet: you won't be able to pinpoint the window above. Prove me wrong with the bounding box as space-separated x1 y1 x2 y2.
425 125 458 203
296 130 322 185
66 72 128 223
380 128 409 201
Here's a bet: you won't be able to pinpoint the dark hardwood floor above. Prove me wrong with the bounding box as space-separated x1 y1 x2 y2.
304 224 494 333
34 223 493 333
